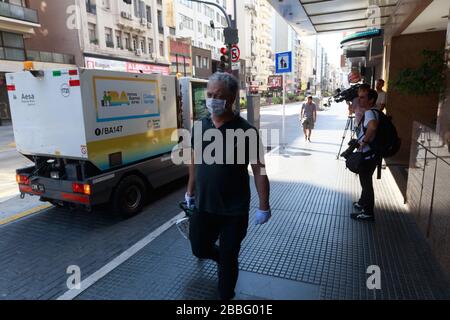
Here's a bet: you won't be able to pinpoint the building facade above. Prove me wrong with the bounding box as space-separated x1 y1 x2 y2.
27 0 171 75
0 0 76 123
232 0 274 93
171 0 227 62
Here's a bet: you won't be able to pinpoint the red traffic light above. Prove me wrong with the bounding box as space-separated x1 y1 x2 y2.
220 47 228 55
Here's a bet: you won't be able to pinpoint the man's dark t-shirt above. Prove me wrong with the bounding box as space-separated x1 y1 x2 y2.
191 115 263 216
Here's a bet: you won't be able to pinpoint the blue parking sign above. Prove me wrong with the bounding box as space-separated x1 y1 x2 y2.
275 51 292 74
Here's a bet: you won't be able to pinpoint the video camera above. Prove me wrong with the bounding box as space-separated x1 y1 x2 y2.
334 84 361 103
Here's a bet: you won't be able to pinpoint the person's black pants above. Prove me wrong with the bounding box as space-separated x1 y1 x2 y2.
358 158 378 215
189 211 249 300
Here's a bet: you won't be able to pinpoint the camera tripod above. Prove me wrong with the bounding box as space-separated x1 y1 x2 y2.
337 115 356 159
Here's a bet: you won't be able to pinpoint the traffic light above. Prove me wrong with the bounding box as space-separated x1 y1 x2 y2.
219 46 230 72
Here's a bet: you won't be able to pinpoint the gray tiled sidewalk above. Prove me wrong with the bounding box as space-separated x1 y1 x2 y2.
77 102 450 300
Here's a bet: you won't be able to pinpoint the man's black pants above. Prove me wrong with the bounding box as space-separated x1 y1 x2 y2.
358 157 378 215
189 211 249 300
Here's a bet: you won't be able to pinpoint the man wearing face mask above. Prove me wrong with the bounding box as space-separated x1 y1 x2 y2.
185 72 271 300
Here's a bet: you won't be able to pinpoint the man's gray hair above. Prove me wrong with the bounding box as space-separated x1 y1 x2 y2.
208 72 239 96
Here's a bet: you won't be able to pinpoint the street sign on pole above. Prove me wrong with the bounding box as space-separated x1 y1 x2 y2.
275 51 292 150
230 44 240 62
275 51 292 74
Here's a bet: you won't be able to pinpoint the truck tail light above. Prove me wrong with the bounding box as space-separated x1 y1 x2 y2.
16 174 29 185
72 183 91 195
69 80 80 87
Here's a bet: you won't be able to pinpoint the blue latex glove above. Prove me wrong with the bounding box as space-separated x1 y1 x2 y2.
185 193 195 208
255 209 271 225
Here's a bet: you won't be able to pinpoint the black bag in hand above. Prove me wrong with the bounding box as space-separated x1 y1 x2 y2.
345 152 363 174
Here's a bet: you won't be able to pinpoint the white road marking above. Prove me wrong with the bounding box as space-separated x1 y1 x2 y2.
57 211 186 300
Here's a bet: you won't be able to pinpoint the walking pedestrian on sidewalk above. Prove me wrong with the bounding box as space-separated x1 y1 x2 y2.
185 72 271 300
351 87 380 222
300 95 317 142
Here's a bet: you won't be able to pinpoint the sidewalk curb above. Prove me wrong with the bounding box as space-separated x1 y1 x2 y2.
0 203 52 226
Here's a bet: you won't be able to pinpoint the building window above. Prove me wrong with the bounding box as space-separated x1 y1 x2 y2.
157 10 163 34
169 27 176 36
157 0 162 5
179 14 193 30
125 33 131 49
0 32 25 61
133 37 138 51
178 0 193 8
148 38 154 54
198 21 202 33
105 27 113 48
196 55 201 68
159 40 164 56
140 39 146 53
116 30 123 49
86 0 96 14
146 5 152 23
204 6 214 19
202 57 209 69
133 0 139 17
103 0 110 10
88 23 97 44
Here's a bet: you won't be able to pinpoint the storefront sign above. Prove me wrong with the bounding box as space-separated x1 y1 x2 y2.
85 57 169 75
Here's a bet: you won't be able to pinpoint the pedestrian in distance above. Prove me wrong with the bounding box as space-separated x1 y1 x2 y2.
185 72 271 300
300 95 317 142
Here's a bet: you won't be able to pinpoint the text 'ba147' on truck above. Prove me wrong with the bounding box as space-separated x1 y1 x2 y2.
8 66 208 216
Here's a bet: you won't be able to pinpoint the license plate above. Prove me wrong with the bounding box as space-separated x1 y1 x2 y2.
31 183 45 193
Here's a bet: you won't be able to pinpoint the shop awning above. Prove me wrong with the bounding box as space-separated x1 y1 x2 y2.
268 0 399 35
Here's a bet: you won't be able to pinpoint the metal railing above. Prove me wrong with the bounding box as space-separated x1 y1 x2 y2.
0 2 39 24
408 123 450 238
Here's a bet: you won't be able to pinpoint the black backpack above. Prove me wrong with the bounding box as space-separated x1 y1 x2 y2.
363 109 401 158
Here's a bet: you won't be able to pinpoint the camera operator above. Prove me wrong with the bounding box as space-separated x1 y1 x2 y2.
347 83 370 131
351 87 379 222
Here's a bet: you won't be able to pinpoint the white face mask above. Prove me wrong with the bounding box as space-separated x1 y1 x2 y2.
206 98 227 116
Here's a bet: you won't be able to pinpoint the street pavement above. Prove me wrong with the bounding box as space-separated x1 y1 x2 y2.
0 101 449 300
0 125 32 203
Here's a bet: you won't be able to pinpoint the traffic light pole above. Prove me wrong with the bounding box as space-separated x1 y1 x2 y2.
188 0 240 114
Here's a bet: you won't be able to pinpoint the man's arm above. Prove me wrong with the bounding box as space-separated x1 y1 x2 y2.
300 105 304 119
251 163 270 211
362 119 379 146
313 105 317 123
186 150 195 196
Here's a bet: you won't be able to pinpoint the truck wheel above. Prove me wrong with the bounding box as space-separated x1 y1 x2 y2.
112 175 147 217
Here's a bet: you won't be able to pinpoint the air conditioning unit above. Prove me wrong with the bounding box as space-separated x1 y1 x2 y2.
135 49 143 56
121 11 127 18
140 18 146 25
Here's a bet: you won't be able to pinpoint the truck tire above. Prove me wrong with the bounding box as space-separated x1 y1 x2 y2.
112 175 147 217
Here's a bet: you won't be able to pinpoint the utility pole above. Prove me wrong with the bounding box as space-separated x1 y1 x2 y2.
314 34 318 96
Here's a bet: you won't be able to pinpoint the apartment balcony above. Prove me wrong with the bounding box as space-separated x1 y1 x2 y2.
0 2 40 33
